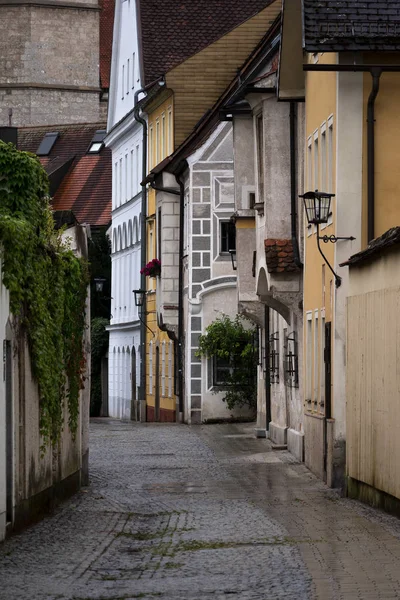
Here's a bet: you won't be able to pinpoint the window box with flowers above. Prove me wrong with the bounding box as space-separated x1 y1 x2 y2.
141 258 161 278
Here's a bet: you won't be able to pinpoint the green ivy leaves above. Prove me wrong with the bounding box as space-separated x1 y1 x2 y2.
196 314 257 411
0 141 88 448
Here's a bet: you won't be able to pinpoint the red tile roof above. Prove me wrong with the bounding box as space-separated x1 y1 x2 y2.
138 0 275 85
18 123 111 227
100 0 115 90
265 239 300 273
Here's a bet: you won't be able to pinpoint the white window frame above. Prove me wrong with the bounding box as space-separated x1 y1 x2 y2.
168 341 173 397
313 309 319 407
305 311 312 404
161 341 166 396
307 136 313 237
327 115 334 226
149 341 153 395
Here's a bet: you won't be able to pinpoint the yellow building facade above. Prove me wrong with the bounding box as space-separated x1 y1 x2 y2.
144 94 177 422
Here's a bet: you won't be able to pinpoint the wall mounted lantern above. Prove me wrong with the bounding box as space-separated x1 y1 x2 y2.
133 289 146 308
132 289 155 337
299 190 355 288
228 249 237 271
94 276 106 293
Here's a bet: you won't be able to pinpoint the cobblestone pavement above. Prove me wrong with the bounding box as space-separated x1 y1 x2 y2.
3 421 400 599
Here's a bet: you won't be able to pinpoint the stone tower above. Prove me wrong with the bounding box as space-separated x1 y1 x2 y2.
0 0 112 127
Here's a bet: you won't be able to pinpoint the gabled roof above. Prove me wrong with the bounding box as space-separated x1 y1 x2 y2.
138 0 276 85
304 0 400 52
100 0 115 90
147 16 280 177
18 123 111 227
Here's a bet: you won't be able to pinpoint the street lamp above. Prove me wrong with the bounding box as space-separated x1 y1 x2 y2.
133 289 146 307
299 190 355 288
228 248 237 271
94 276 106 293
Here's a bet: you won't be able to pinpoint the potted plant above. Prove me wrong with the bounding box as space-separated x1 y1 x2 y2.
140 258 161 278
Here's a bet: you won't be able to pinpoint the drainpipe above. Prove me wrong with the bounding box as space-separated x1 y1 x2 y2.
264 304 271 433
289 101 303 268
134 88 148 421
148 174 184 422
175 173 185 422
367 68 382 244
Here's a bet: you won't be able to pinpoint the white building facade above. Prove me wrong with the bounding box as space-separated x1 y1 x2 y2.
106 0 144 420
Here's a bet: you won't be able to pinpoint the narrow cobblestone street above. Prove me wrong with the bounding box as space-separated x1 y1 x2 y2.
3 420 400 599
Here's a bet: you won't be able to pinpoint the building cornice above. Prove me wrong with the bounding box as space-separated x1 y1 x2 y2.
0 0 99 9
0 82 100 92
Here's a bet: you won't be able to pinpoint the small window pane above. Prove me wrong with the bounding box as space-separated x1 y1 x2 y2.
220 221 236 254
37 132 59 156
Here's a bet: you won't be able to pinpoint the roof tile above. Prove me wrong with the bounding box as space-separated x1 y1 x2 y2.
18 123 111 227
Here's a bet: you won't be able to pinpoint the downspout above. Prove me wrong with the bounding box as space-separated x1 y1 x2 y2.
134 88 148 420
264 304 271 433
289 101 303 268
175 173 185 422
367 68 382 244
148 175 184 422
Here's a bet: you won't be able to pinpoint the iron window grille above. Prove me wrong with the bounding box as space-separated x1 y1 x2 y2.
285 331 299 388
269 332 279 384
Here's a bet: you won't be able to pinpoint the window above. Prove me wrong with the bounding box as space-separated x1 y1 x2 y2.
127 59 130 94
161 342 166 396
269 332 279 384
284 331 299 388
307 137 312 189
158 208 162 259
168 341 173 397
249 191 256 210
119 158 123 207
149 126 154 169
314 311 319 407
167 107 173 152
155 120 160 164
130 149 134 198
306 313 312 403
149 341 153 395
213 356 232 386
327 117 334 193
37 132 59 156
256 114 264 200
132 53 135 89
313 133 319 190
125 153 128 202
122 65 125 100
320 313 326 408
220 221 236 254
136 144 140 193
161 113 166 158
321 126 327 191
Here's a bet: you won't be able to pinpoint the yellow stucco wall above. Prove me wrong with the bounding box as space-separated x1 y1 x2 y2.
304 52 337 414
362 53 400 247
145 96 176 418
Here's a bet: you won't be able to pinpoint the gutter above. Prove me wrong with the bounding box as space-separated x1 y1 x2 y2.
133 88 148 421
289 101 303 268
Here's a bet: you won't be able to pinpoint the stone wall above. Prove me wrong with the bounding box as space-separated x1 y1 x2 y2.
0 3 100 126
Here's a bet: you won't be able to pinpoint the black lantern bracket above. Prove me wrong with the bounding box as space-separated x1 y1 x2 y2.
228 248 237 271
132 289 155 337
299 190 356 288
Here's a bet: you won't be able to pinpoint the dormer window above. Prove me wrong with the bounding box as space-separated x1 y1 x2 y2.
37 132 59 156
88 130 106 154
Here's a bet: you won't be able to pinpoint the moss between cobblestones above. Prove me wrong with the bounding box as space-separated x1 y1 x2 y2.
116 531 163 541
148 536 326 558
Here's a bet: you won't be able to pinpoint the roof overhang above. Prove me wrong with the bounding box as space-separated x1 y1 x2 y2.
277 0 305 100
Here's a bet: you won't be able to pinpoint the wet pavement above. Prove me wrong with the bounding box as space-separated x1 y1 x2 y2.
2 420 400 599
